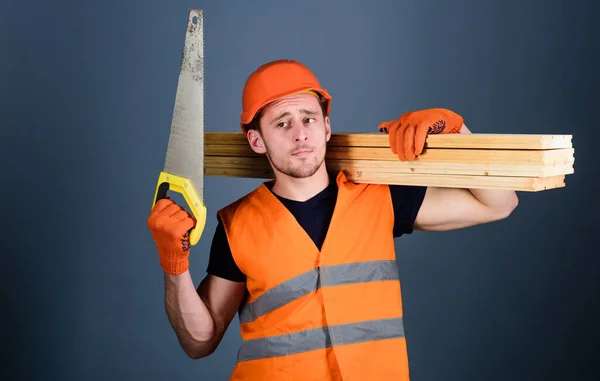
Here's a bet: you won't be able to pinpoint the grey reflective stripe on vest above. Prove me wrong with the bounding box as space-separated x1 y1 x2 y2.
237 317 405 362
239 260 400 324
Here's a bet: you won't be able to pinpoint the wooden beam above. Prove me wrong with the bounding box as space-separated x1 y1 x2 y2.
205 131 573 149
205 144 574 165
205 156 574 178
203 132 575 192
204 165 566 192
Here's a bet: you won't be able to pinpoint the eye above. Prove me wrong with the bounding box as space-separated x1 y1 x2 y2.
304 117 316 124
277 121 288 128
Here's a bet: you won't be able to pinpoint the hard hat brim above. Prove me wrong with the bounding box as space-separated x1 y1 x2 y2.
240 86 331 126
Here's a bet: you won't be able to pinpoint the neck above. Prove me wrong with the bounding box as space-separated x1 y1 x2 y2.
271 163 330 201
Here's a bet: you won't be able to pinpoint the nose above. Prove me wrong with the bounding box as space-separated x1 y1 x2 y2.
292 119 308 142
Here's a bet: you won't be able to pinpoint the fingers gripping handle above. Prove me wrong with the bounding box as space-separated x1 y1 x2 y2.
152 171 207 246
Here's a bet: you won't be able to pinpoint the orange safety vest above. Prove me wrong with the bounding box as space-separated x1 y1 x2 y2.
218 171 410 381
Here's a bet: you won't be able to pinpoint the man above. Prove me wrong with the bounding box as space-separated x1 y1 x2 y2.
147 59 518 380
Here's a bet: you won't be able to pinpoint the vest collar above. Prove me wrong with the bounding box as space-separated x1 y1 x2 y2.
251 171 350 251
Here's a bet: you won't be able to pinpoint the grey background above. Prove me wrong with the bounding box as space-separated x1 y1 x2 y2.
1 0 598 380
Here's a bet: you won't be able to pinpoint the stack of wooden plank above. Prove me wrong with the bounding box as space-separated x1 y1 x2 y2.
204 132 574 192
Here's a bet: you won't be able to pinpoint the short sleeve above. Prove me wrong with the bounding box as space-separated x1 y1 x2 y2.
389 185 427 237
206 216 246 282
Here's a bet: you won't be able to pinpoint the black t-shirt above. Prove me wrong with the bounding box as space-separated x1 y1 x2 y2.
206 181 427 283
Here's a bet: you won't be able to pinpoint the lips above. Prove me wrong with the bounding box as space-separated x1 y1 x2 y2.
292 148 313 155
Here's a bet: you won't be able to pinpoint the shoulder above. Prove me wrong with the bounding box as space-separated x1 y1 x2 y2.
338 173 392 201
218 184 265 221
389 184 427 204
217 182 285 240
343 181 426 210
388 184 427 215
388 184 427 236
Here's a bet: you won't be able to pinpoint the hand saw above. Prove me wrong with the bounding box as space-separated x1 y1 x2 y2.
152 9 206 246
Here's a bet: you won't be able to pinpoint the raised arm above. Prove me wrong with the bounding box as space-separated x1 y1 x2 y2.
378 109 519 232
413 124 518 231
412 184 518 232
148 199 245 359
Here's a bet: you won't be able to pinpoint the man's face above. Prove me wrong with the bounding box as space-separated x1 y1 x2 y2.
247 93 331 179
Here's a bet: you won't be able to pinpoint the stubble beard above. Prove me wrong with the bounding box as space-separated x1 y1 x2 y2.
265 145 326 179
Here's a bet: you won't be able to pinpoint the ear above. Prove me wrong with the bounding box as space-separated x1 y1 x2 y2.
247 129 267 154
324 116 331 142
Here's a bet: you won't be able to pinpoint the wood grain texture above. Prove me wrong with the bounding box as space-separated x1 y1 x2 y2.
203 131 575 191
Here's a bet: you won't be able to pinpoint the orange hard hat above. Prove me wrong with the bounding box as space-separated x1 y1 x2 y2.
240 59 332 134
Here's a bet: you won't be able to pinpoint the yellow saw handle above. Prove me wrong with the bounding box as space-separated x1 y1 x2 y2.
152 171 207 246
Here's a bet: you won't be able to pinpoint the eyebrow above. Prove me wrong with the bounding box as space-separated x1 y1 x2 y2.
268 109 319 125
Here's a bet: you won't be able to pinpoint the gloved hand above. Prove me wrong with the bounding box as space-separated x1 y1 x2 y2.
147 197 196 275
378 108 464 161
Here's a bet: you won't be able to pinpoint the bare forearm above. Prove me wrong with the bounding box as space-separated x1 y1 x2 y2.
468 188 519 216
164 271 217 358
415 182 519 231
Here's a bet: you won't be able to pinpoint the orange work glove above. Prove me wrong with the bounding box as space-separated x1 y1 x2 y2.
147 197 196 275
378 108 464 161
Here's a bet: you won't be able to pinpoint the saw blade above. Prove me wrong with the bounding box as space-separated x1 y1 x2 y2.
164 9 204 199
152 9 207 246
